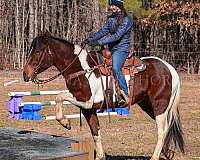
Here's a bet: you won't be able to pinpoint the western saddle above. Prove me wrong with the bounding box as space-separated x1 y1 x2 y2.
97 47 146 111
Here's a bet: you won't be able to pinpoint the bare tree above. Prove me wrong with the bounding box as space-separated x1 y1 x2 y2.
15 0 21 69
40 0 44 31
92 0 100 31
29 0 34 44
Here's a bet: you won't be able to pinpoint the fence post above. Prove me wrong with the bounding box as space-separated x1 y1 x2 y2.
71 140 94 160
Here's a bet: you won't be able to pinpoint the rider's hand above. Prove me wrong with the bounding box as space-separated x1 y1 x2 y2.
81 39 89 46
88 40 99 46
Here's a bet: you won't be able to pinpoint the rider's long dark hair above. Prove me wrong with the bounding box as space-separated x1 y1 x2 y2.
108 6 128 31
116 6 128 30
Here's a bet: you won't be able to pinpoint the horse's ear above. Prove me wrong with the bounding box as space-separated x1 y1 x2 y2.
38 29 43 36
43 30 51 44
44 30 50 37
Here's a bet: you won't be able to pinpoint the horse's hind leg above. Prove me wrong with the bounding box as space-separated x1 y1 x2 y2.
55 92 71 130
151 112 168 160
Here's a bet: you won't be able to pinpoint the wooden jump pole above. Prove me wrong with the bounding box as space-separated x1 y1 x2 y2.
45 112 118 120
71 140 94 160
8 90 69 97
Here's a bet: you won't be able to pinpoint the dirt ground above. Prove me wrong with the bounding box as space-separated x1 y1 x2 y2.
0 70 200 160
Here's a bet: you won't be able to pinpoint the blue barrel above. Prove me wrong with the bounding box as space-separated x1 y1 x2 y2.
20 104 42 120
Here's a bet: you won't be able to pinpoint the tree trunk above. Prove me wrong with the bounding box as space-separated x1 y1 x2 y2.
34 0 38 36
40 0 44 31
45 0 50 31
15 0 21 69
50 0 57 35
72 0 78 43
21 0 25 68
58 0 64 37
92 0 100 31
29 0 34 44
66 2 72 40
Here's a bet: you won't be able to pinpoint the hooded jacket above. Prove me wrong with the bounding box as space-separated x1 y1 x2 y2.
88 12 133 53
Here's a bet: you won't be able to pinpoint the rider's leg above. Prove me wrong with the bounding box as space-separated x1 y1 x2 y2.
112 51 129 102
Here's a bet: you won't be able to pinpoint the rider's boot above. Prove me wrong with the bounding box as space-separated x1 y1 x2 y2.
119 89 130 106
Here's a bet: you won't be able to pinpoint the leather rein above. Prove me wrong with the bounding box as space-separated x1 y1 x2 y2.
32 45 102 84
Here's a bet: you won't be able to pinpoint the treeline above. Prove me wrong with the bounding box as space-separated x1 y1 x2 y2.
0 0 102 69
0 0 199 74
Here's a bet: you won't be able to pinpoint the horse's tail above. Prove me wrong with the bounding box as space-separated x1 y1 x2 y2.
163 77 185 158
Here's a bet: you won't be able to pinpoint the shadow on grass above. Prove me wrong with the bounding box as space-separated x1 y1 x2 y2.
106 154 151 160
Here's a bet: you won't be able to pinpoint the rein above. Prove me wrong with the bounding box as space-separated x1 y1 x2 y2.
67 65 102 80
67 50 104 80
33 46 52 78
32 45 85 84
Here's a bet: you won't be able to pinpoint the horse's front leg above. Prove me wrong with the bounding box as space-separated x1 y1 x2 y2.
55 92 93 129
55 92 71 130
82 108 105 160
59 92 93 109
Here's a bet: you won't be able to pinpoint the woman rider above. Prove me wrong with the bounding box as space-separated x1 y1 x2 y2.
83 0 133 104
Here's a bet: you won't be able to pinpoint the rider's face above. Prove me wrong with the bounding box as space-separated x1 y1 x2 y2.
110 5 121 13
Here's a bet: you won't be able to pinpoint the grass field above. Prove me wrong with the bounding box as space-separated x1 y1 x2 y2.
0 70 200 160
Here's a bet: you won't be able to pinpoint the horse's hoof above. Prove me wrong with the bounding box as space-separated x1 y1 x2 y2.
150 158 159 160
62 119 71 130
57 118 71 130
95 158 105 160
95 154 105 160
64 124 71 130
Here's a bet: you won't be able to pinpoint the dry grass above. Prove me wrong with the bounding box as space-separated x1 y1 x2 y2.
0 71 200 159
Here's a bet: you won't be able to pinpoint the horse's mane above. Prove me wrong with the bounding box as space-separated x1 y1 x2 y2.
28 35 74 56
27 36 43 56
51 36 74 48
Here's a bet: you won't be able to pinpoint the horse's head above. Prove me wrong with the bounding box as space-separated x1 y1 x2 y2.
23 31 54 82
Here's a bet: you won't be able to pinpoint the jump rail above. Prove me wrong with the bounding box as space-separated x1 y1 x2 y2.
8 90 69 97
7 90 121 120
7 90 70 120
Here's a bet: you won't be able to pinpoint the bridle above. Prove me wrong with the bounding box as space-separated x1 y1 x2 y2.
31 44 85 84
31 44 102 84
31 45 52 82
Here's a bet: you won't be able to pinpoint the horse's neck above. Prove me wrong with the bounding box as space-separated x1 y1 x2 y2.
52 44 76 73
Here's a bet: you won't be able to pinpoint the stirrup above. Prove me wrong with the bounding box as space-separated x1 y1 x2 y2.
118 98 130 108
120 90 129 100
119 90 130 105
118 97 126 106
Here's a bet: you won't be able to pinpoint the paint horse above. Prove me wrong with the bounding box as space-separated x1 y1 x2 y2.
23 31 184 160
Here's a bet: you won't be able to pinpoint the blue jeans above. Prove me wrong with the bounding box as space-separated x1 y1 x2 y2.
112 51 129 96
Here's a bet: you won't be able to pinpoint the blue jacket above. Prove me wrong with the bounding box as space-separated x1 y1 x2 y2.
88 12 133 53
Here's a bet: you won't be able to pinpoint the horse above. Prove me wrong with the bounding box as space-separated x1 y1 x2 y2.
23 31 184 160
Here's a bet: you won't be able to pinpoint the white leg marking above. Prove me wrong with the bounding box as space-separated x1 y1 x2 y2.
57 92 93 109
55 93 71 129
93 130 104 160
55 93 65 120
151 112 168 160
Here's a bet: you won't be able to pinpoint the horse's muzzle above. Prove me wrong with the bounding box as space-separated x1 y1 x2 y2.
23 72 30 82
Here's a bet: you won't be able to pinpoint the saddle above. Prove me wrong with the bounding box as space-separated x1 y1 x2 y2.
98 48 146 111
100 48 146 76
